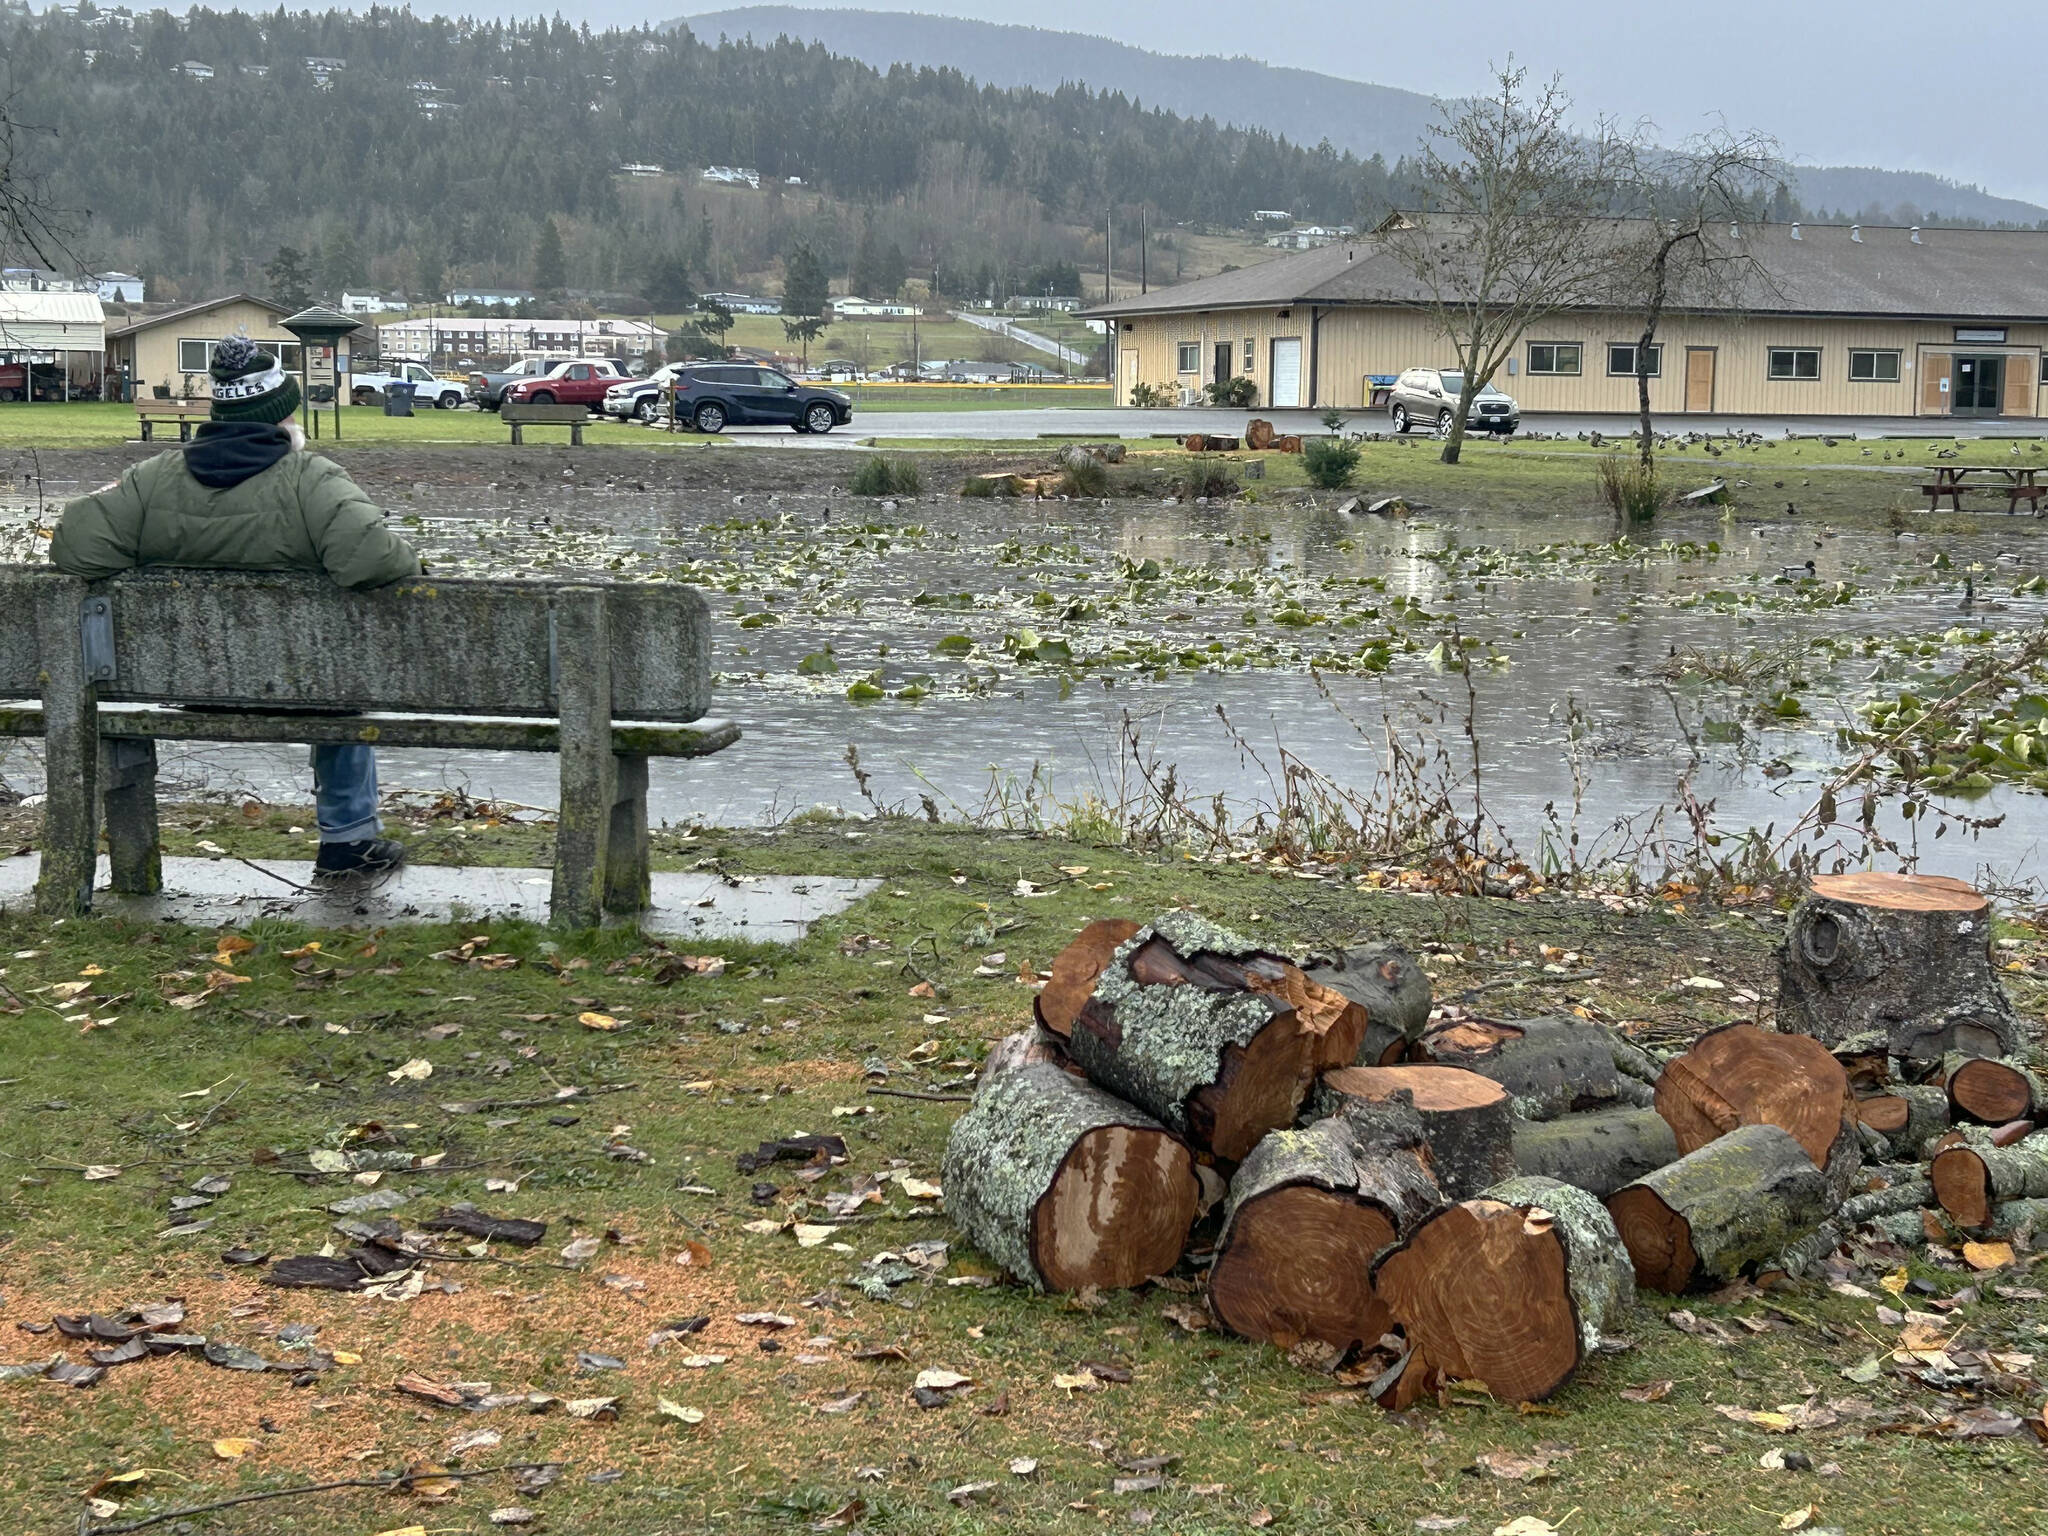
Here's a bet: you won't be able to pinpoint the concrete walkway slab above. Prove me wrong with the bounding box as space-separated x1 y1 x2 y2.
0 853 874 943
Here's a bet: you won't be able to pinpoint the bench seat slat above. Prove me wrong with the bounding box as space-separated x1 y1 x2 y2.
0 702 740 758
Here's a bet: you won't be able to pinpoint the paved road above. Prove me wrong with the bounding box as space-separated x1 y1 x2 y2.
951 310 1091 369
725 407 2046 447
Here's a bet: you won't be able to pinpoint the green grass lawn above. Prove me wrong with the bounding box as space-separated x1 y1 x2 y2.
1 810 2044 1535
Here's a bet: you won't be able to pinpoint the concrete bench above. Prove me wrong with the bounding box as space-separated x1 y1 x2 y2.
0 566 737 927
136 399 212 442
502 401 589 445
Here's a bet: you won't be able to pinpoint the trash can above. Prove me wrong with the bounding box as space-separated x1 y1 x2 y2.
383 382 416 417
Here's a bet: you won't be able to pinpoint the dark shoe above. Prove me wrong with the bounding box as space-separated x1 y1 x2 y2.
312 838 407 879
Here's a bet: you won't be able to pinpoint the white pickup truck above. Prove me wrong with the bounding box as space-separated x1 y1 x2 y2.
349 360 466 410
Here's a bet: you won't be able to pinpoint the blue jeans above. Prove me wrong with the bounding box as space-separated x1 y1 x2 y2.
311 745 381 843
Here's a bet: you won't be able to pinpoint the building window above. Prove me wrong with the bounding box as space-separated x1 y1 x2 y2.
1176 342 1200 373
1606 343 1661 377
177 338 209 373
1242 337 1254 372
1526 342 1581 375
1768 348 1821 380
1848 349 1901 382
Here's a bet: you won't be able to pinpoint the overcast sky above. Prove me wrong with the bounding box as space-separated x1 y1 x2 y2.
669 0 2048 204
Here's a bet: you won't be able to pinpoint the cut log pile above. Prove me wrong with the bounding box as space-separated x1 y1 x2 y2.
942 876 2044 1407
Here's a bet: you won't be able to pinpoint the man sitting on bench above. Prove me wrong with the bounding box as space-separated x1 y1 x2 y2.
47 334 421 879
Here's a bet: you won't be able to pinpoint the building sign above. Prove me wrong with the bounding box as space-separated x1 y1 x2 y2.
1955 327 2008 344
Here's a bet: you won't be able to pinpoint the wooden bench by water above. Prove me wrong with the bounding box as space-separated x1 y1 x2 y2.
0 567 736 926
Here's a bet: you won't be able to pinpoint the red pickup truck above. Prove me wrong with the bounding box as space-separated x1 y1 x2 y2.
501 358 630 408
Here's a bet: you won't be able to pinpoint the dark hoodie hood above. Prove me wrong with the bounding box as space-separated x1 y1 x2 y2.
184 420 295 490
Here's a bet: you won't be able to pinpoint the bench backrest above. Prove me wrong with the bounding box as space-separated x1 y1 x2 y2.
0 566 711 721
502 402 589 423
136 399 209 416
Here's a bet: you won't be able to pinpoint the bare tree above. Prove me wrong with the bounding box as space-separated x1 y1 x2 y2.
1612 131 1785 465
1387 63 1637 465
0 79 77 273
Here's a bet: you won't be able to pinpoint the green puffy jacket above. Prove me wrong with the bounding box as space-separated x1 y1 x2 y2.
51 447 421 589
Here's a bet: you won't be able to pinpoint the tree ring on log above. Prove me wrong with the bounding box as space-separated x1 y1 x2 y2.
1031 1125 1199 1291
1207 1185 1397 1353
1370 1198 1584 1404
1035 919 1143 1039
1653 1024 1850 1170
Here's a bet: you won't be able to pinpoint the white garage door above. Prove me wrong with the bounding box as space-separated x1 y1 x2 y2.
1269 337 1302 408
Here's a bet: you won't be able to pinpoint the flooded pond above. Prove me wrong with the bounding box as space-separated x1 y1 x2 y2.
8 471 2048 887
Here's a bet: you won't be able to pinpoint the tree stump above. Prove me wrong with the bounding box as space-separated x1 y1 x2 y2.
1777 872 2023 1062
1606 1124 1834 1293
1207 1101 1441 1355
1410 1015 1650 1121
1853 1084 1949 1159
1370 1175 1634 1404
1510 1107 1680 1197
1035 919 1143 1039
1067 914 1368 1161
1944 1055 2046 1126
1244 418 1276 451
1313 1065 1516 1199
942 1039 1200 1293
1653 1023 1859 1199
1929 1129 2048 1230
1305 943 1433 1067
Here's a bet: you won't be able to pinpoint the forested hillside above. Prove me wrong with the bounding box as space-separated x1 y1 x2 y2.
1 4 1414 304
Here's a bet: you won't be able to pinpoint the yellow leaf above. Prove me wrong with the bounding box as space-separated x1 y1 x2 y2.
282 943 323 959
79 964 107 976
211 1438 260 1460
1780 1505 1818 1531
1051 1372 1103 1393
657 1397 706 1425
898 1177 943 1200
1878 1267 1910 1298
1962 1240 2015 1272
578 1011 621 1031
387 1058 433 1082
331 1350 362 1366
369 1527 430 1536
82 1165 122 1181
793 1224 837 1247
214 935 255 957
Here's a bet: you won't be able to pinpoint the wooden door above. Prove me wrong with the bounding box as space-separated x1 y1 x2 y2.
1684 348 1715 412
1921 352 1951 414
2004 354 2035 418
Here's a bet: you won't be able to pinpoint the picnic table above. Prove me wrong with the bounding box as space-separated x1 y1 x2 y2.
1921 464 2045 514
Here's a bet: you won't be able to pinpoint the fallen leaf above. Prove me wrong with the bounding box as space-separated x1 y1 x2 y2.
914 1368 971 1391
656 1397 706 1425
1051 1372 1102 1393
817 1392 865 1415
1962 1240 2015 1272
1492 1521 1561 1536
1878 1268 1910 1299
1009 1457 1039 1478
1415 1522 1470 1533
1620 1380 1674 1403
489 1510 538 1527
578 1011 621 1031
947 1480 998 1504
564 1396 620 1421
210 1438 259 1460
82 1165 121 1181
897 1177 943 1201
1476 1449 1563 1482
810 1498 866 1529
560 1236 602 1263
1780 1506 1817 1531
387 1059 433 1083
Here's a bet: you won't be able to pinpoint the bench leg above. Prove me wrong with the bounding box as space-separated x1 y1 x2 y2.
34 588 99 916
509 424 523 446
100 737 162 895
571 423 584 447
139 421 152 442
603 753 651 915
550 588 614 927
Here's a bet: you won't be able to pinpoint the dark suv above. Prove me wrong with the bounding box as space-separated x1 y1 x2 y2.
669 363 852 434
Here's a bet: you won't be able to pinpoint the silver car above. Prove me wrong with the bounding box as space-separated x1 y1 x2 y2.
1388 367 1520 436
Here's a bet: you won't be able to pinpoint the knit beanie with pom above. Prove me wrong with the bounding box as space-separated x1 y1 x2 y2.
208 333 302 424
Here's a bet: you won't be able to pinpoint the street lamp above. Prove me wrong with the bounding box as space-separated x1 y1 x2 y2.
281 304 358 442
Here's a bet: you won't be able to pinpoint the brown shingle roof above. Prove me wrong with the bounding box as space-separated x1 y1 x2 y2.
1085 221 2048 323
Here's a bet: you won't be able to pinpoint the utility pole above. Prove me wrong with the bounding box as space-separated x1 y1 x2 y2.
1139 207 1147 294
1105 212 1112 303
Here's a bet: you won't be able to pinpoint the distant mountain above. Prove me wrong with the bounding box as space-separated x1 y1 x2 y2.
679 6 2048 227
678 6 1442 165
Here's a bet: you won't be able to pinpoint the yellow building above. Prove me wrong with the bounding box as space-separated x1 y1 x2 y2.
1090 221 2048 421
106 294 302 400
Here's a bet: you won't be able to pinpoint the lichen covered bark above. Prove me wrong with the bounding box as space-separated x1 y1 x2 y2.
1778 886 2023 1061
1480 1175 1636 1357
1219 1103 1441 1248
1305 942 1433 1066
1511 1107 1679 1197
1416 1015 1631 1121
942 1054 1192 1291
1608 1123 1833 1292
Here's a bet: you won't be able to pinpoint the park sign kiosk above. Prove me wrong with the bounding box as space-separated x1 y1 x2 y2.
281 304 356 440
